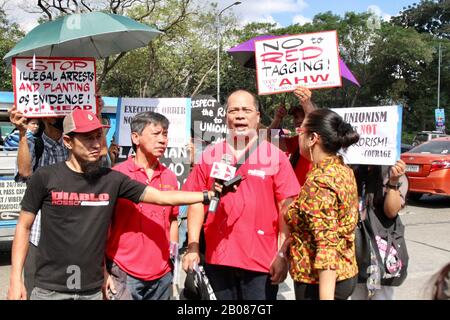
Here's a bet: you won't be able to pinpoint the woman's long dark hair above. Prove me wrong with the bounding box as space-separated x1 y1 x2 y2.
303 109 360 154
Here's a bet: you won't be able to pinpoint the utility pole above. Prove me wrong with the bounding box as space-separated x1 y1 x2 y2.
216 2 241 104
437 43 441 109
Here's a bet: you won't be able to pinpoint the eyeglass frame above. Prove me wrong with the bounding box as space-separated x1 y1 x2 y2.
295 127 307 135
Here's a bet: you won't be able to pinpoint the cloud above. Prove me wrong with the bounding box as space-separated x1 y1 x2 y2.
233 0 307 15
367 4 391 22
229 0 309 26
3 0 40 32
292 14 312 26
237 14 282 28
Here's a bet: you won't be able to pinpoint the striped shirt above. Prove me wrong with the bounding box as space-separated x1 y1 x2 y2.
26 132 69 245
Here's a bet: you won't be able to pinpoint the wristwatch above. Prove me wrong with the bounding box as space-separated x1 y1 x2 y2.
385 182 402 190
277 251 287 260
202 190 210 205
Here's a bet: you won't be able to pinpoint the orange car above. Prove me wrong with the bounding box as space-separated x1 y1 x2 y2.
401 137 450 200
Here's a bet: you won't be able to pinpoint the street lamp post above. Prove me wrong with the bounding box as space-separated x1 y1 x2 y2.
437 43 441 109
216 1 241 104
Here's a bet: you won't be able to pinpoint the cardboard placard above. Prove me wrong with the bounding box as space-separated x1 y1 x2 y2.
12 57 97 117
255 31 341 95
332 106 403 166
116 97 190 148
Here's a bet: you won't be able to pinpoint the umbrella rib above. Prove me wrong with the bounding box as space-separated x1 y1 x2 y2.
89 37 103 58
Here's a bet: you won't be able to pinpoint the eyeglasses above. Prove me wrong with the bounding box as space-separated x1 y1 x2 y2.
295 127 307 135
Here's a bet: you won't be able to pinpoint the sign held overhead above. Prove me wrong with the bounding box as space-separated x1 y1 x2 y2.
12 57 97 117
255 31 342 95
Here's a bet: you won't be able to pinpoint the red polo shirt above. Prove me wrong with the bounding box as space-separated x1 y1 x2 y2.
183 140 300 273
106 157 179 281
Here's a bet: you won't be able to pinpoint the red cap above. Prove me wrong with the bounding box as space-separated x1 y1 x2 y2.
63 109 109 135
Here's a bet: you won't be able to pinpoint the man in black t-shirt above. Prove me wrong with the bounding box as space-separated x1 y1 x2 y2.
7 109 213 300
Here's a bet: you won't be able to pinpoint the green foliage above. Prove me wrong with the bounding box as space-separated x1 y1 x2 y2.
102 0 230 98
392 0 450 39
392 0 450 132
0 8 24 90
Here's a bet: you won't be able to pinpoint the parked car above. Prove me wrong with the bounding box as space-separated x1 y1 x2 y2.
401 137 450 200
401 143 413 153
411 131 448 147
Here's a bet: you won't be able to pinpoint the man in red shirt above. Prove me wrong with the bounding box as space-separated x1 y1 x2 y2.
268 86 316 186
182 89 300 300
105 112 179 300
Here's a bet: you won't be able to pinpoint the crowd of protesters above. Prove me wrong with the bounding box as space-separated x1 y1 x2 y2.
5 85 429 301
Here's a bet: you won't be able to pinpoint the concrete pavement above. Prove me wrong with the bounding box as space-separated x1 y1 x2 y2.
1 195 449 300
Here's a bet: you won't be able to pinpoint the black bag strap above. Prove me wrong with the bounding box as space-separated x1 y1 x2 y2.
202 138 261 224
366 203 398 274
234 137 261 172
382 215 402 266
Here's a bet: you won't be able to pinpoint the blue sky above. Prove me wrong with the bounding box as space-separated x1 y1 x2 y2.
6 0 418 32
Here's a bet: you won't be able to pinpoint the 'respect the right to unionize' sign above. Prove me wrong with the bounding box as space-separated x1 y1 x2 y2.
332 106 403 166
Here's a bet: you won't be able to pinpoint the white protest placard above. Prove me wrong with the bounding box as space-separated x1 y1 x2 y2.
255 31 341 95
332 106 403 166
0 178 26 216
12 57 97 117
116 97 190 148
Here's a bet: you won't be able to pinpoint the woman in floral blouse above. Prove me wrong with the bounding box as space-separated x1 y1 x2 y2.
285 108 360 300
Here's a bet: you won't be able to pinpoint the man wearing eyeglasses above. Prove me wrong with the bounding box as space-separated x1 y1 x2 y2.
182 89 300 300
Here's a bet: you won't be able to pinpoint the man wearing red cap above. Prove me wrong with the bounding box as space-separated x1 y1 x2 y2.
7 109 214 300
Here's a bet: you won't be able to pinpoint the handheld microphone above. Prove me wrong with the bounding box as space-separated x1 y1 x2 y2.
208 154 235 213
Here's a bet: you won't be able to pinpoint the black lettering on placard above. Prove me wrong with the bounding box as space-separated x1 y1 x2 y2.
124 105 157 113
0 180 26 215
355 136 388 148
363 149 392 158
344 111 388 123
124 116 133 124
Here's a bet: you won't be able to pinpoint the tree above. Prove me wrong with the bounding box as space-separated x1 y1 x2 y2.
0 7 24 90
392 0 450 39
25 0 197 91
392 0 450 133
101 1 239 98
368 24 437 132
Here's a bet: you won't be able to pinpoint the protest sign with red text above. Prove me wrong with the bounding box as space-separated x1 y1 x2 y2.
12 57 97 117
255 31 341 95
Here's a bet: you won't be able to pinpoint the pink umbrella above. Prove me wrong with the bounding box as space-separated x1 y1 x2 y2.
227 34 360 87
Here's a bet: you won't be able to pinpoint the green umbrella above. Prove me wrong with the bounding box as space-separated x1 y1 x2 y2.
3 11 162 64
